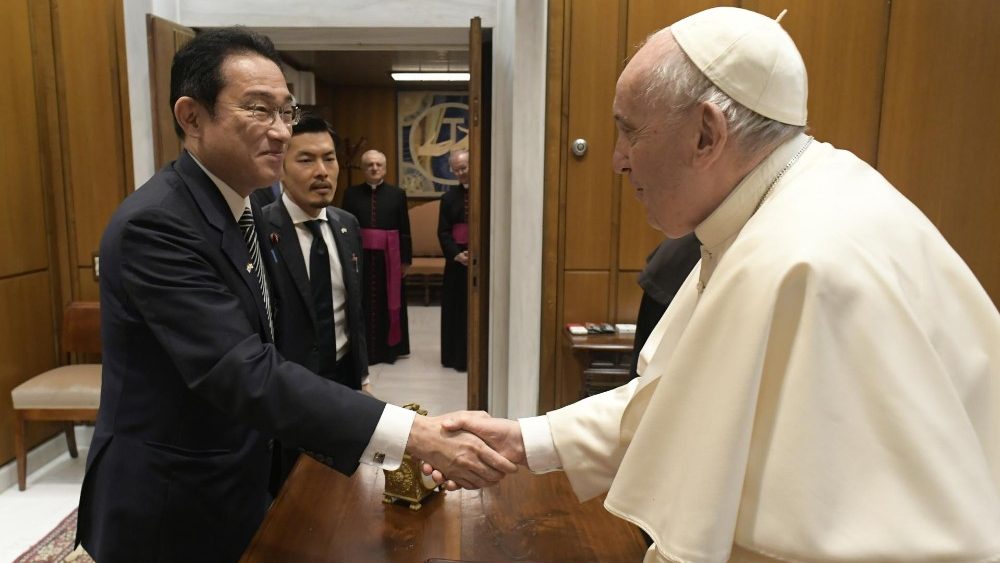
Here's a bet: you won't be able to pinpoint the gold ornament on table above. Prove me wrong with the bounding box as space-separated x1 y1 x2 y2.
382 403 440 510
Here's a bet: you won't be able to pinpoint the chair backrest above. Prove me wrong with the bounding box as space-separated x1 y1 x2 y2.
408 200 443 258
62 301 101 356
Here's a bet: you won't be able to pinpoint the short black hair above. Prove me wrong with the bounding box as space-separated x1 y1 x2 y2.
292 113 339 148
169 27 284 138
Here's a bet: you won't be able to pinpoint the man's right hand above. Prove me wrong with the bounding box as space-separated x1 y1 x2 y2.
405 411 518 490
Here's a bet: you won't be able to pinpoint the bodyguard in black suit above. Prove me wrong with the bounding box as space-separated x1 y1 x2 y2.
263 115 371 493
76 27 515 563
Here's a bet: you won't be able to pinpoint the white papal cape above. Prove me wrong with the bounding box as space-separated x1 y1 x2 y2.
546 135 1000 562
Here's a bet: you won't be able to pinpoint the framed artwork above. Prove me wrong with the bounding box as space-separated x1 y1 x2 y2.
397 91 469 198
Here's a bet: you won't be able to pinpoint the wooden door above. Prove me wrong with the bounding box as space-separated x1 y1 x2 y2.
876 0 1000 305
147 15 194 169
467 17 487 410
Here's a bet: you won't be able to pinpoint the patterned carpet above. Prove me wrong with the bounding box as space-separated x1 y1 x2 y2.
14 509 93 563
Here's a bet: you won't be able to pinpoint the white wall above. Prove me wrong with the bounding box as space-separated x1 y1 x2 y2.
490 0 545 419
177 0 496 28
120 0 545 418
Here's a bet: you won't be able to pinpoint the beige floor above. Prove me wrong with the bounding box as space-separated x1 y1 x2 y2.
0 304 461 561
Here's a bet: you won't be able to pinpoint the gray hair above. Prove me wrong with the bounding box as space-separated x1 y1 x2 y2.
361 149 387 163
448 149 469 166
642 28 805 158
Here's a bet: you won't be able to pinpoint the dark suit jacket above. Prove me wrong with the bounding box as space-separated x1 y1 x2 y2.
249 181 281 209
77 151 385 563
262 199 368 388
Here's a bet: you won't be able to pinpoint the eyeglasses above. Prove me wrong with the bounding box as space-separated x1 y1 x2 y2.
228 102 301 126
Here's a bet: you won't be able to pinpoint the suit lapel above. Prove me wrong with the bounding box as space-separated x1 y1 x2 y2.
268 202 316 328
326 209 358 294
175 151 271 339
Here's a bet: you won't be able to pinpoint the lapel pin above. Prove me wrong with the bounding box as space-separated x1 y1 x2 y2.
270 232 280 245
341 227 347 234
246 262 254 273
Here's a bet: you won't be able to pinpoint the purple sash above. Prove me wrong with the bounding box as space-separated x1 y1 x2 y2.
360 228 402 346
451 223 469 246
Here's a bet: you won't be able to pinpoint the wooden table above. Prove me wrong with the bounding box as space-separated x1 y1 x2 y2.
560 329 636 403
242 456 647 562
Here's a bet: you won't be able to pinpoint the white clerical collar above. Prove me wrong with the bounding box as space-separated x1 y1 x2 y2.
189 151 247 221
281 190 326 224
367 181 384 190
695 133 811 251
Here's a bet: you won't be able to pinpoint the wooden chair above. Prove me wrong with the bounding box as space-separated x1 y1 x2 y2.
407 200 446 305
10 301 101 491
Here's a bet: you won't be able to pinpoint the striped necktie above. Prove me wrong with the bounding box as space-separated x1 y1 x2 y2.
238 207 274 339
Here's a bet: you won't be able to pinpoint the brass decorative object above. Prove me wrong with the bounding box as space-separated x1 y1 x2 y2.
382 403 439 510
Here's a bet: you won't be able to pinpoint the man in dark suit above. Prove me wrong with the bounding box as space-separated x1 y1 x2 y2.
262 115 371 493
76 27 515 563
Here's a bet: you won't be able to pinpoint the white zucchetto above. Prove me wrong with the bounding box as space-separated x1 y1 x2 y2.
671 7 808 126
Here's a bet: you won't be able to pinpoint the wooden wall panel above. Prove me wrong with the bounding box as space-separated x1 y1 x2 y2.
0 0 49 278
562 271 610 324
556 271 610 405
744 0 889 164
615 271 643 324
563 0 620 270
0 273 58 465
618 191 666 270
53 0 131 270
0 0 132 466
627 0 737 56
316 84 399 200
877 0 1000 305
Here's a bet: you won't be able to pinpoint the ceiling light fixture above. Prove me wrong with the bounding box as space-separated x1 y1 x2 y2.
391 72 470 82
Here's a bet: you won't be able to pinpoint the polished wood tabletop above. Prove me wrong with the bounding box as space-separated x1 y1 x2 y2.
242 456 647 562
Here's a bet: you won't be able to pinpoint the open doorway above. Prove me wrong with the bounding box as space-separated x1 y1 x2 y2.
147 16 493 410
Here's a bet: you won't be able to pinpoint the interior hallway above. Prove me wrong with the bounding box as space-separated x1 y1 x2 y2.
0 304 463 561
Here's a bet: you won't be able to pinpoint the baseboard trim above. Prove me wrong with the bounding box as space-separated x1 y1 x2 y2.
0 425 94 492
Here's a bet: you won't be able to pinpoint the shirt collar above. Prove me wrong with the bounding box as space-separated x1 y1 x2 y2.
695 132 810 251
367 180 383 190
281 190 326 224
189 152 248 221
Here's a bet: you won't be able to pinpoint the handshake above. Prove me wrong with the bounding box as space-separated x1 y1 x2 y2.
404 411 525 490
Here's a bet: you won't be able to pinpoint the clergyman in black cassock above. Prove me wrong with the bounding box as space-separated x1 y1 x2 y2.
437 150 472 371
342 149 411 365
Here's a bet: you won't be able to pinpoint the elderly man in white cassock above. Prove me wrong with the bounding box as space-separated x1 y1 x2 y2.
435 6 1000 563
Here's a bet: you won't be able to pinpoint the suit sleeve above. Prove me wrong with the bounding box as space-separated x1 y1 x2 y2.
118 205 384 475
